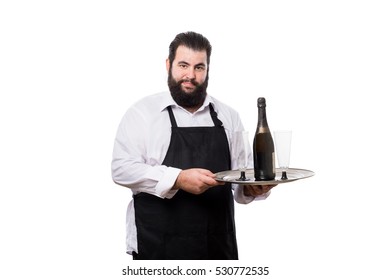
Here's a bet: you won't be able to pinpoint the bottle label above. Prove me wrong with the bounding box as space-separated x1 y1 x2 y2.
257 127 270 133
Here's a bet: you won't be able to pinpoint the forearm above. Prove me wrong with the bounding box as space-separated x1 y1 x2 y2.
112 159 181 198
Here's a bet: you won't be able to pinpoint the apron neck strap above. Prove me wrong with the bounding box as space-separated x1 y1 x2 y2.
209 104 223 127
167 106 178 127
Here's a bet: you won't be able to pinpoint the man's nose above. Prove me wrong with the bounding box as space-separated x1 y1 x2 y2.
185 68 196 80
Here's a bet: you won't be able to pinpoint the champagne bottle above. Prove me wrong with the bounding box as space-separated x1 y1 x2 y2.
253 97 275 181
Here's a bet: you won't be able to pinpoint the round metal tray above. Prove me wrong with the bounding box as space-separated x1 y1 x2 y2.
215 168 315 185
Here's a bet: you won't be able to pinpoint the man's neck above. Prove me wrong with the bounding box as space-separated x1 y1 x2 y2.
184 105 202 113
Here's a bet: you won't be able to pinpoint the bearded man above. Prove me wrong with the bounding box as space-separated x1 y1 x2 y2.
111 31 275 260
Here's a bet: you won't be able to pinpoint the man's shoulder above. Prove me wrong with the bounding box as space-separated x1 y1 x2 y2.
130 91 172 111
134 91 169 104
209 95 239 116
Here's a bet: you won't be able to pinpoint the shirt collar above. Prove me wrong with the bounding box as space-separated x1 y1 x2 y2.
159 92 216 113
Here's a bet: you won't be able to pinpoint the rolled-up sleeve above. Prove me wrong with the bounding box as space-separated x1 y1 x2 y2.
111 106 180 198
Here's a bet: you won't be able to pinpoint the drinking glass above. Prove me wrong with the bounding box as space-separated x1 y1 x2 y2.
232 131 251 181
273 130 292 180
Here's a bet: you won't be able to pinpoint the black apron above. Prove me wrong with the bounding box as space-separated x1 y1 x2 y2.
133 104 238 260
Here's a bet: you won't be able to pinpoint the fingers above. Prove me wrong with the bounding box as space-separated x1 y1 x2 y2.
189 168 222 187
243 185 259 197
200 172 221 186
175 168 224 194
243 184 277 197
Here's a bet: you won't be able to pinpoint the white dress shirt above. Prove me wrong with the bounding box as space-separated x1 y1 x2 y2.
111 91 269 254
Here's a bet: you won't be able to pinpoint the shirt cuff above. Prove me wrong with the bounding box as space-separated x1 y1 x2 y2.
155 166 182 198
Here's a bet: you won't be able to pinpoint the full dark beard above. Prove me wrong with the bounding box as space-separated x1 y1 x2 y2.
168 73 208 109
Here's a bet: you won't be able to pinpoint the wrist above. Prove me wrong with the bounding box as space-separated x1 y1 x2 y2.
172 171 182 190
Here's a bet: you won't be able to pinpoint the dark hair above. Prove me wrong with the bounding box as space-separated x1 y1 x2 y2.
168 31 212 66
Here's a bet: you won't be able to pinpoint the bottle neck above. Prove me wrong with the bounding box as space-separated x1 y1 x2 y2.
257 106 270 133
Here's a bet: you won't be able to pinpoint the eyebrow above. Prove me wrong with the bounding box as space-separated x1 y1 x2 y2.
177 61 207 68
195 63 206 68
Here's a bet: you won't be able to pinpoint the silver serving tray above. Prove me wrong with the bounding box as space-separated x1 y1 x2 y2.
215 168 315 185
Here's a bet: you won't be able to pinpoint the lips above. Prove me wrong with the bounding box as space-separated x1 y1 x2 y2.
182 82 195 88
180 80 197 91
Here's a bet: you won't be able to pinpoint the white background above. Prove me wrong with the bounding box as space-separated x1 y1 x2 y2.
1 0 389 279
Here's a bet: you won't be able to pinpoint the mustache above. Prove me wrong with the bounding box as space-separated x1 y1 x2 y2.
180 78 199 86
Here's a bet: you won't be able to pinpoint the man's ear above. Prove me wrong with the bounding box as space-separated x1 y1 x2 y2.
166 58 170 73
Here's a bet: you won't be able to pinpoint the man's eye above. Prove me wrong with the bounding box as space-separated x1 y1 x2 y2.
196 66 205 71
179 64 188 69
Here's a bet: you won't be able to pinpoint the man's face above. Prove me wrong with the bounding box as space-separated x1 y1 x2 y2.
167 45 209 109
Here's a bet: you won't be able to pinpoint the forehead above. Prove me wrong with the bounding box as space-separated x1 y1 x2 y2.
174 45 208 65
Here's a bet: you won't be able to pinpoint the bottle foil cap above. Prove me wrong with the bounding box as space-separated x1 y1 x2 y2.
257 97 266 107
